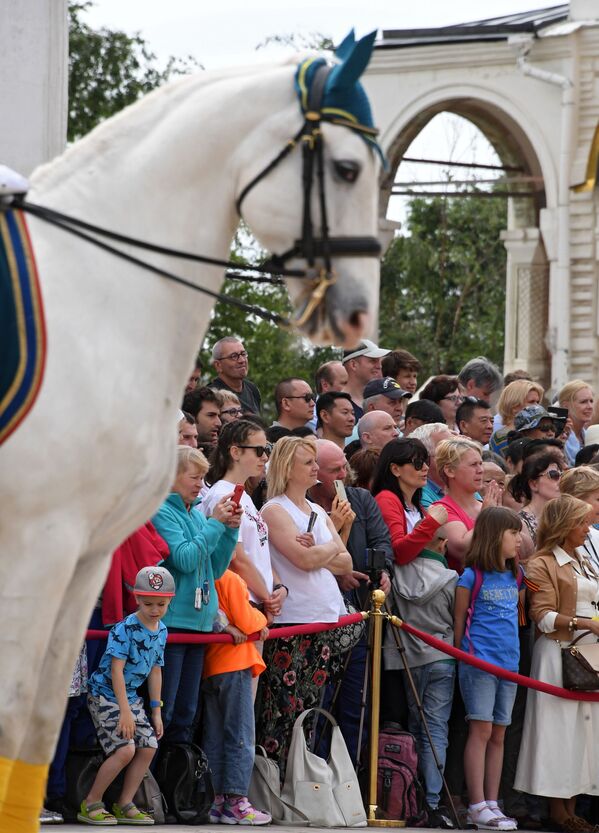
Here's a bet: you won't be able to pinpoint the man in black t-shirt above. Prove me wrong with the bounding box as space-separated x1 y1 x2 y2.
209 336 262 414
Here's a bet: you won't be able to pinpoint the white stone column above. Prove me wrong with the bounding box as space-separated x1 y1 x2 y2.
0 0 68 175
501 228 550 387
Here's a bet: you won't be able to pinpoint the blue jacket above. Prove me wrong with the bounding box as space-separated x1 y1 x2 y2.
152 493 238 632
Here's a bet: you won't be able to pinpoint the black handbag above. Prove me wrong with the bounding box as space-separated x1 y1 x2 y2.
562 631 599 691
154 741 214 825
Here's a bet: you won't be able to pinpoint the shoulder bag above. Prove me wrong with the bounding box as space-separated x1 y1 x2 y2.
248 746 309 826
282 708 367 828
562 631 599 691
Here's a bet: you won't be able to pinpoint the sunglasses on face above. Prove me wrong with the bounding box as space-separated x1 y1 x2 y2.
285 393 316 403
538 469 561 481
406 457 428 471
236 443 273 458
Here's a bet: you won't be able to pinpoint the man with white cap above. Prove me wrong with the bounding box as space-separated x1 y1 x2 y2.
342 339 390 422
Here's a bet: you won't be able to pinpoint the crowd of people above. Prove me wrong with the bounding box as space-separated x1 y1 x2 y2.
43 335 599 831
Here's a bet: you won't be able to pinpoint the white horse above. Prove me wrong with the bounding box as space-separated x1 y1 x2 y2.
0 33 381 831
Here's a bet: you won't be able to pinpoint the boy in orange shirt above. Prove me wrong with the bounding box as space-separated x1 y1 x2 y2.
203 569 271 825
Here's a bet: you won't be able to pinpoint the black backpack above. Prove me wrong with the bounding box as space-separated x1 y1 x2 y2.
154 741 214 825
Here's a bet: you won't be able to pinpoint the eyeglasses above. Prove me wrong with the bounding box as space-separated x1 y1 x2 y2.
221 407 243 417
442 394 462 404
284 393 316 402
538 469 561 481
219 350 248 362
236 443 273 457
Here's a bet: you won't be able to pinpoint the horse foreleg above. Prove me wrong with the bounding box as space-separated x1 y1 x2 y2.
0 538 111 833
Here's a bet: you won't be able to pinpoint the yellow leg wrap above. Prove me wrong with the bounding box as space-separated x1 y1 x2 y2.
0 759 48 833
0 757 14 811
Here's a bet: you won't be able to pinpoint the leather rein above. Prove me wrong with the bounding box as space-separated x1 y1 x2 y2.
8 63 381 330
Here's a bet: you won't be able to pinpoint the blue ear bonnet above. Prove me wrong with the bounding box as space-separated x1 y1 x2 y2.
294 29 386 167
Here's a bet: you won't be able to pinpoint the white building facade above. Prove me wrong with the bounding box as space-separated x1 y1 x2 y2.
365 1 599 393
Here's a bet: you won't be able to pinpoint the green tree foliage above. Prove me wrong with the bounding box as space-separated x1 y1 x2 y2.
68 1 200 141
379 194 507 378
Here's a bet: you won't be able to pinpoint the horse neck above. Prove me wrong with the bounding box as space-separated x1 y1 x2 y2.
30 63 297 261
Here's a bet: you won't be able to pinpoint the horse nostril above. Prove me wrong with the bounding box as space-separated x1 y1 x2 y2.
333 160 360 183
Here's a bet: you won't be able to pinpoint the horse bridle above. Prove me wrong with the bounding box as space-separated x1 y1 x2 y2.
6 62 382 330
235 62 381 327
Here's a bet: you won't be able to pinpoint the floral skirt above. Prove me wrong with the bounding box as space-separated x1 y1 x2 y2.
255 631 339 781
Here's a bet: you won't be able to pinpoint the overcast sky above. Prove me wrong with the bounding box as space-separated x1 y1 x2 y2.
84 1 559 69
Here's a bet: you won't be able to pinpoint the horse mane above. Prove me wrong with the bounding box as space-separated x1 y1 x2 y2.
31 52 324 191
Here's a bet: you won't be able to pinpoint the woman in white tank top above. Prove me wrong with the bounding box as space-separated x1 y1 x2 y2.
256 436 352 777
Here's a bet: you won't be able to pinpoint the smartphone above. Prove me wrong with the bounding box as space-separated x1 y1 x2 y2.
307 510 318 533
232 483 245 506
548 406 569 420
333 479 347 502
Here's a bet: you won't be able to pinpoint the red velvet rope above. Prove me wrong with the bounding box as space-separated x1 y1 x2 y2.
87 611 599 702
396 619 599 702
86 611 365 645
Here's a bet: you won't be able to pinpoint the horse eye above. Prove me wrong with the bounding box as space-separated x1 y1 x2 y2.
333 160 361 183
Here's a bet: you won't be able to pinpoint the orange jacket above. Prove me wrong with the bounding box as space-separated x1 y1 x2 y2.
203 570 267 679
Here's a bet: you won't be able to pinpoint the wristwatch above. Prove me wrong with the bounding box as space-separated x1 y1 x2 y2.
273 583 289 596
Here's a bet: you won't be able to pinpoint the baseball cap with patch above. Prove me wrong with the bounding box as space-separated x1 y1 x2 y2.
134 566 176 597
363 377 413 401
342 339 390 364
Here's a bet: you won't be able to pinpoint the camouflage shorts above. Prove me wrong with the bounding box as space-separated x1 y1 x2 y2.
87 694 158 756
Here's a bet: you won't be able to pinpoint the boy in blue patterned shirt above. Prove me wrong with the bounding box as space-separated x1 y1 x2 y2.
78 566 175 826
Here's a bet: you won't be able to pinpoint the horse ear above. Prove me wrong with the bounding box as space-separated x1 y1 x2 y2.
334 29 356 61
329 29 377 90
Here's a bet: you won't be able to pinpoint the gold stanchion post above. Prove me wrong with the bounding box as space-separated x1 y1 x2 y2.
367 588 405 827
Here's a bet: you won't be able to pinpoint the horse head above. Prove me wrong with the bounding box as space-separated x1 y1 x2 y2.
236 30 383 348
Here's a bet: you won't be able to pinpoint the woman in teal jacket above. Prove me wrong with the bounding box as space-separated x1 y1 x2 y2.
153 446 240 743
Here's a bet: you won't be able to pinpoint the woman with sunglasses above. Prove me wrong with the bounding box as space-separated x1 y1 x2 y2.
508 453 563 558
419 376 462 433
257 436 352 777
371 438 449 566
203 421 285 621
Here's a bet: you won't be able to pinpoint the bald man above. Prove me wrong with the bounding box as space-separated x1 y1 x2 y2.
309 439 392 764
357 410 399 452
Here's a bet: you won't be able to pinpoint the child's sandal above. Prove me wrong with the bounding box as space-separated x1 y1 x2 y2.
112 802 154 825
77 800 117 825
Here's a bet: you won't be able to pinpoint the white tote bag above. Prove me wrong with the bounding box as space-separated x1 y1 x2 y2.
281 708 367 828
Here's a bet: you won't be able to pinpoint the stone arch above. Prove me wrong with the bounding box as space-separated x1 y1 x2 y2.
377 87 553 385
